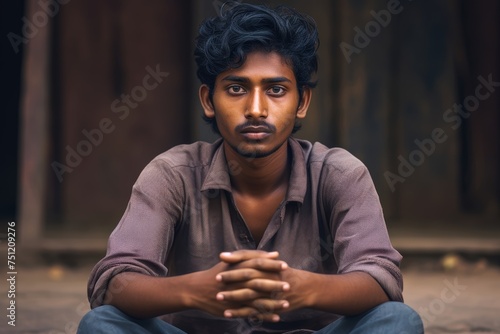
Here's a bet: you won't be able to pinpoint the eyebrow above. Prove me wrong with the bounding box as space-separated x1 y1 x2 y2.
221 75 292 84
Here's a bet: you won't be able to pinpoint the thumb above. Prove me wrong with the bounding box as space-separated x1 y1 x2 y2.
219 250 280 263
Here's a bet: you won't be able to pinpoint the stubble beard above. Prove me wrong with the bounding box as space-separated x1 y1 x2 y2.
229 139 286 159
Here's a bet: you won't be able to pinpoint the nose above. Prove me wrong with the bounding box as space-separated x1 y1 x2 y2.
245 89 268 119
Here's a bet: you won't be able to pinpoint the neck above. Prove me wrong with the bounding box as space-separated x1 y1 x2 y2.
224 141 290 197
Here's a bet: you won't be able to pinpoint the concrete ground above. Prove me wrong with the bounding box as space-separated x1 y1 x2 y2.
1 256 499 334
402 262 500 333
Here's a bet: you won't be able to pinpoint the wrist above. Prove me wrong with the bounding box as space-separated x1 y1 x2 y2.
284 268 316 309
305 273 329 308
300 270 317 308
181 271 202 309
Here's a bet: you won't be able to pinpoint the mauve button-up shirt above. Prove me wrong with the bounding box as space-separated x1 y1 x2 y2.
87 137 403 333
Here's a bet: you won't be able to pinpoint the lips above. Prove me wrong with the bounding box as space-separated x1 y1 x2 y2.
240 125 271 133
239 125 272 140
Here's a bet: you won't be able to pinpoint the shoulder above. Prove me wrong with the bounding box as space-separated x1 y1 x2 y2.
293 138 375 201
151 139 222 169
134 139 222 187
294 139 379 209
294 138 366 175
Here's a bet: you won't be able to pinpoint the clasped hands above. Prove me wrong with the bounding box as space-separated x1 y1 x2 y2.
198 249 302 323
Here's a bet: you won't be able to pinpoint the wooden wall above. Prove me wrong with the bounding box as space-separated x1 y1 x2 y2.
460 0 500 218
18 0 499 237
50 0 192 232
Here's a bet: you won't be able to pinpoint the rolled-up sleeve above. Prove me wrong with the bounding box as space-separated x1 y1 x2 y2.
87 158 184 308
323 160 403 302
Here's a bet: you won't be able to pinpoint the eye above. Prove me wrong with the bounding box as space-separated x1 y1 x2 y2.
268 86 286 96
228 85 246 95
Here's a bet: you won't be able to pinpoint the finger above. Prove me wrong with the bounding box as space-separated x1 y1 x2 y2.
220 276 290 293
242 257 288 271
223 307 281 323
250 298 290 314
218 258 287 279
220 250 279 263
217 288 261 302
217 267 282 283
242 278 290 293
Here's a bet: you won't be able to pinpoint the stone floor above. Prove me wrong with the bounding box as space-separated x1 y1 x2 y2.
403 265 500 333
1 256 499 334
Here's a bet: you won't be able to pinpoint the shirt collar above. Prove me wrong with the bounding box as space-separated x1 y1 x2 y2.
201 137 307 204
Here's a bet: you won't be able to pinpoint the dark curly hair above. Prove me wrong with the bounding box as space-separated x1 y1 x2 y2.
194 2 319 134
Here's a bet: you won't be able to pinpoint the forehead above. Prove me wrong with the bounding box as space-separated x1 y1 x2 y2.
218 51 296 83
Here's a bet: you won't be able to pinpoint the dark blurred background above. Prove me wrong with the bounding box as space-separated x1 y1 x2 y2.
1 0 499 251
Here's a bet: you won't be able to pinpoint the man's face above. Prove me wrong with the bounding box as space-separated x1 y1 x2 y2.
200 51 310 158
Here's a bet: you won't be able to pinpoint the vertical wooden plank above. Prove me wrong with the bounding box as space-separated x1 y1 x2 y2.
393 0 460 220
461 0 500 218
55 0 117 230
336 0 396 217
18 0 51 244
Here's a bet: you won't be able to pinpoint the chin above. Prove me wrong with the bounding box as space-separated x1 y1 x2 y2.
233 142 283 159
237 149 272 159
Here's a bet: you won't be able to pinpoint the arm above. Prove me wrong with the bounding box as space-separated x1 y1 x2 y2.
103 251 290 320
278 268 388 315
217 259 388 317
103 271 199 319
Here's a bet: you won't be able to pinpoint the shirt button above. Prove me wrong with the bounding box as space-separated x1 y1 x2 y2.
239 233 250 243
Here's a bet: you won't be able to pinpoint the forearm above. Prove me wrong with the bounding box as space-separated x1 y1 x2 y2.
101 252 288 321
103 271 196 319
288 270 389 316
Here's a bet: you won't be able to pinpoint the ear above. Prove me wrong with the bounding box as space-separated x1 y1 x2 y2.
296 87 312 119
199 84 215 119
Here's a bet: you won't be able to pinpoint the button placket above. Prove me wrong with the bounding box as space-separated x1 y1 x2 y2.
227 192 256 248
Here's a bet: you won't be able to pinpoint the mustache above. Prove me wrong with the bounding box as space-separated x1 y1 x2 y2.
235 121 276 133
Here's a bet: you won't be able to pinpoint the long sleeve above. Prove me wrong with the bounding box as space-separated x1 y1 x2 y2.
321 154 403 302
87 158 184 308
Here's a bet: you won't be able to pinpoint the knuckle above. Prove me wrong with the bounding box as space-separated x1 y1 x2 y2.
243 288 255 299
255 258 264 267
243 270 252 280
254 280 264 290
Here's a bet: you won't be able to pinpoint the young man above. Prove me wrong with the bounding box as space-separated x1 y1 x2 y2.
78 3 423 333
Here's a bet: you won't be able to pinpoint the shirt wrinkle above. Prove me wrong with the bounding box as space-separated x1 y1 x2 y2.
200 138 232 193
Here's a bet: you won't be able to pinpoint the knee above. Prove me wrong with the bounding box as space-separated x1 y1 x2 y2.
375 302 423 334
77 305 125 333
377 301 417 315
